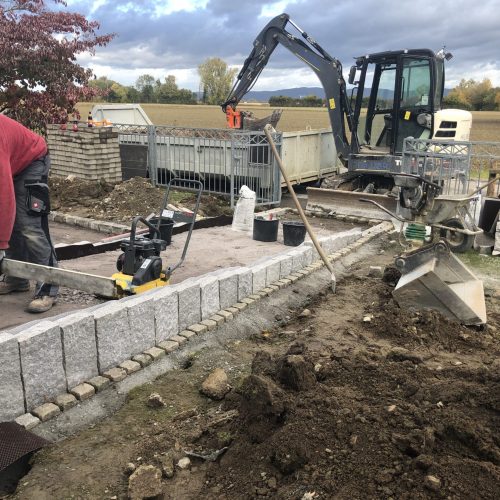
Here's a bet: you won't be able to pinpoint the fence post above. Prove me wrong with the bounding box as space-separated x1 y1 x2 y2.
147 125 158 186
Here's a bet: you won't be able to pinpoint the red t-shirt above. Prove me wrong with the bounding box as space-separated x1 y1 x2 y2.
0 115 47 249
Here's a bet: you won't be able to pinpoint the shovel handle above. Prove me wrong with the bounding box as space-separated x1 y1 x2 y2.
264 124 336 290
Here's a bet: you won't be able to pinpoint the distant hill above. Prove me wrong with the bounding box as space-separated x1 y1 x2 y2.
239 86 452 102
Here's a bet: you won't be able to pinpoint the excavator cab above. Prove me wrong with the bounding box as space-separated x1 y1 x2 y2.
349 50 445 158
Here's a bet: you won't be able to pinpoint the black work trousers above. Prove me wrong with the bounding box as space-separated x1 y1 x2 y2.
5 155 58 297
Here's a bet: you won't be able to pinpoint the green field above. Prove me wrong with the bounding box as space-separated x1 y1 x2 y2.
77 102 500 141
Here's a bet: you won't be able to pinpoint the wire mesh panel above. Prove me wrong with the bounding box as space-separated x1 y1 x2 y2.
113 123 281 208
469 141 500 198
402 138 472 195
230 130 282 208
153 126 233 194
402 138 500 197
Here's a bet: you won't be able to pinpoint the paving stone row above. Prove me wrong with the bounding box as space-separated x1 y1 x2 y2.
49 211 130 235
2 224 391 425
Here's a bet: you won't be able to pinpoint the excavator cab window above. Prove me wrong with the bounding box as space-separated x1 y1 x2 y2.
356 53 435 156
394 57 433 153
359 62 397 152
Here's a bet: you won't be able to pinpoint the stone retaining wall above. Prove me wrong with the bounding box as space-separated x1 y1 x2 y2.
1 224 393 425
47 124 122 183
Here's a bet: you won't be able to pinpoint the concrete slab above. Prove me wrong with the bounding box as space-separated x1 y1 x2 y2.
58 312 99 389
153 286 179 343
236 268 252 301
219 271 238 310
17 321 66 409
199 275 220 320
125 295 156 356
265 259 281 286
251 264 268 294
175 280 201 331
278 254 293 278
93 302 135 372
0 332 26 421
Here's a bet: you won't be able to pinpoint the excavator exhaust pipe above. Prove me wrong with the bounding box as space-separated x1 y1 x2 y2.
393 240 487 325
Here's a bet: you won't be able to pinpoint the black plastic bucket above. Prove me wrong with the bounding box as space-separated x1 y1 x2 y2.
282 221 307 246
148 217 174 245
253 218 279 242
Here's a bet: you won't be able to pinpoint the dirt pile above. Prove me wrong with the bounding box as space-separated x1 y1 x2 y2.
194 335 500 499
49 176 232 222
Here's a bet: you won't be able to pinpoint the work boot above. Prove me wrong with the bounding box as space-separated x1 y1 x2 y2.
0 280 30 294
26 295 56 313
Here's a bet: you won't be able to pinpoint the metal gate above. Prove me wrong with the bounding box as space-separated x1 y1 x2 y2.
115 124 281 208
402 138 500 197
230 130 282 207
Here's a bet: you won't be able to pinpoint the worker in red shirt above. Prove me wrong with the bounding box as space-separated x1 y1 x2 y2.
0 114 58 313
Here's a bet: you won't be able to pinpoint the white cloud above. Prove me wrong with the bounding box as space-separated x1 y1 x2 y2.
69 0 500 90
89 0 108 15
259 1 289 18
154 0 209 17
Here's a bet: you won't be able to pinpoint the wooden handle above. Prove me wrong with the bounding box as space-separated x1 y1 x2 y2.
264 125 336 287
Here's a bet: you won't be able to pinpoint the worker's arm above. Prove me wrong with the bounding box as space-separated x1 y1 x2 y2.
0 154 15 250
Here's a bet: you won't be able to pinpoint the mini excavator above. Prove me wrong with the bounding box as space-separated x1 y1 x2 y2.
223 13 487 325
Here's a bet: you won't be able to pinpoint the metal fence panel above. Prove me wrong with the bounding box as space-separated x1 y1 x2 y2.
402 138 500 198
230 130 282 208
114 124 282 208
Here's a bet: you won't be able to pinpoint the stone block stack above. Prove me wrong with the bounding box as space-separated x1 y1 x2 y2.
46 124 122 182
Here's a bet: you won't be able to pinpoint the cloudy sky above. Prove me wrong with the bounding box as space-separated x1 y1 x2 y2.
67 0 500 91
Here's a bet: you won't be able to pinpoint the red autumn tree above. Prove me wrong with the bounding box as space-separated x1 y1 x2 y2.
0 0 114 132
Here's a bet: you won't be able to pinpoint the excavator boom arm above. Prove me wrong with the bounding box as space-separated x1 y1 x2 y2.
222 13 358 161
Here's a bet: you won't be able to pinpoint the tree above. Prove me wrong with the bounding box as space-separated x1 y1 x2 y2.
444 78 500 111
0 0 113 132
198 58 237 105
126 86 140 103
135 74 156 103
154 75 197 104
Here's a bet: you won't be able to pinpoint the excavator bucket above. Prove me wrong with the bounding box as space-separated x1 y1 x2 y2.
225 108 283 131
393 241 487 325
306 187 397 220
242 109 283 131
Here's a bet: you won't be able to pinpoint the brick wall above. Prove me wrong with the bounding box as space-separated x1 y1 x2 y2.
47 124 122 183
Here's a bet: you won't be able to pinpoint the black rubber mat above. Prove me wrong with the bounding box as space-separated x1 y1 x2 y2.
0 422 48 471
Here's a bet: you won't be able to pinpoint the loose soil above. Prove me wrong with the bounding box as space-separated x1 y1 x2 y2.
10 243 500 499
49 176 232 223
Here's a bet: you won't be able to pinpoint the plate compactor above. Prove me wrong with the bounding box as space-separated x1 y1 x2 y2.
0 178 203 299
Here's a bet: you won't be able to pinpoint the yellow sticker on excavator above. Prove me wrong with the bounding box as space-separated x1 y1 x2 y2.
329 98 336 110
404 111 411 120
